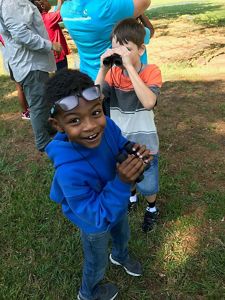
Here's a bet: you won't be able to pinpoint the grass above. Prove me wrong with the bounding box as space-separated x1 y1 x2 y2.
1 1 225 299
148 0 225 27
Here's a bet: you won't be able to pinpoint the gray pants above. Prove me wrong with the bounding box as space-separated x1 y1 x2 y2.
20 70 51 151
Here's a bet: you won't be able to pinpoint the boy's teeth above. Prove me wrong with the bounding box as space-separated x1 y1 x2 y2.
88 134 97 139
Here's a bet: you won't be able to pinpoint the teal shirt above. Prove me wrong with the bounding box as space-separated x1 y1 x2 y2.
61 0 135 80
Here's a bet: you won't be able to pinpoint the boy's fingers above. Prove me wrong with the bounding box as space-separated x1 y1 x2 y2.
119 156 144 175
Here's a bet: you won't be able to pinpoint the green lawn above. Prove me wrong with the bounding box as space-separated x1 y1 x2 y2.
0 1 225 299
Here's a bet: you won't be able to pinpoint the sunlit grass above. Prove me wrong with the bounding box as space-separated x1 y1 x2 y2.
1 1 225 298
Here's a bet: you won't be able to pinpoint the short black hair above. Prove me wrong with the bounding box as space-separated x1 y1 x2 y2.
44 69 94 106
111 18 145 47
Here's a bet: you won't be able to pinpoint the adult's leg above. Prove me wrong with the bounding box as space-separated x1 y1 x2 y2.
79 230 110 300
15 82 28 112
20 70 51 151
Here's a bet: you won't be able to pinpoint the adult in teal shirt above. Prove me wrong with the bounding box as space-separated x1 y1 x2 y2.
61 0 151 80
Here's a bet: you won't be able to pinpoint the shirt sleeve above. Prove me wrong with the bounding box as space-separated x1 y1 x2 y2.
1 2 52 53
102 0 134 19
144 65 163 88
56 167 131 231
46 11 62 28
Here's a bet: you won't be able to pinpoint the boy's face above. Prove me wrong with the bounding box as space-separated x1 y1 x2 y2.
40 0 51 12
50 98 106 149
112 37 145 68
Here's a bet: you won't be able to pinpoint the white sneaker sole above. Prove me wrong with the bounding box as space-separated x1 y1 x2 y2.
109 254 141 277
77 291 118 300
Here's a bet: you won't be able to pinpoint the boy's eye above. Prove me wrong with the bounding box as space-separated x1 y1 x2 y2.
92 109 102 116
69 118 80 125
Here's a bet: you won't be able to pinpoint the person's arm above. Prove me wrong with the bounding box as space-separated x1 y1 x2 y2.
95 49 114 89
111 45 159 110
1 2 61 53
58 152 146 231
125 64 157 109
133 0 151 18
55 0 64 11
138 14 154 37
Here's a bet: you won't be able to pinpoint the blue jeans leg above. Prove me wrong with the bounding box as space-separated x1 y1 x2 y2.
110 214 130 263
80 230 110 300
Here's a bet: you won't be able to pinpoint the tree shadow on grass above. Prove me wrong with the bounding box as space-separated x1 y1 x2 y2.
146 2 222 20
157 79 225 221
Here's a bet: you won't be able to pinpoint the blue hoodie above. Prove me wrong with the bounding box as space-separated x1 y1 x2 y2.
46 117 131 234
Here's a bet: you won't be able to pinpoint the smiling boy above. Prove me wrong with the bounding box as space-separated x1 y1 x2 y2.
45 69 152 300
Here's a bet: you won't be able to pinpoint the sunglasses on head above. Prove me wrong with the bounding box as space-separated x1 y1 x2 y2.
51 85 101 115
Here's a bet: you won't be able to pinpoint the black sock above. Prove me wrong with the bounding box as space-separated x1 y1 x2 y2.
131 189 136 196
148 200 156 208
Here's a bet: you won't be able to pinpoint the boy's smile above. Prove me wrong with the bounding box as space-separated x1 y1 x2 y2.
52 98 106 148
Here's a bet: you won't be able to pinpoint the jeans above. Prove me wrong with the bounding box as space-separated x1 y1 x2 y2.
79 214 130 300
20 70 51 151
136 154 159 196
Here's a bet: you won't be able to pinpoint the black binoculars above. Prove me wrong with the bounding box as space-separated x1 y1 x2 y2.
116 141 151 183
103 53 122 67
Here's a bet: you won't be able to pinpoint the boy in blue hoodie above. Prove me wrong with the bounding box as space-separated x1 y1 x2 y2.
45 69 152 300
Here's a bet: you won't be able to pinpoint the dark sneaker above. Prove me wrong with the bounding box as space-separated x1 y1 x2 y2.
21 110 30 120
142 209 159 233
128 201 138 213
109 254 142 277
77 283 118 300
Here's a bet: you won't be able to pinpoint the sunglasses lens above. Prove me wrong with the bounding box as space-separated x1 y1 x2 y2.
82 86 100 101
55 86 100 112
58 95 79 111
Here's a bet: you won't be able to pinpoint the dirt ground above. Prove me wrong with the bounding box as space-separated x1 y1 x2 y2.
148 17 225 75
146 17 225 195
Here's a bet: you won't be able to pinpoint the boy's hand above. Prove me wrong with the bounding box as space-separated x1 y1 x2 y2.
131 143 153 164
117 154 145 184
113 46 132 69
100 49 115 68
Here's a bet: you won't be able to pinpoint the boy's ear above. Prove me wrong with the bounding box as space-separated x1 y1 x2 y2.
138 44 146 57
48 117 64 133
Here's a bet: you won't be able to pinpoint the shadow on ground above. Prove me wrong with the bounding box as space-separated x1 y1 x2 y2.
146 3 222 20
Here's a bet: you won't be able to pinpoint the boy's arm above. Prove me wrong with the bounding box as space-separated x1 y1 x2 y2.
55 0 64 11
95 48 114 88
113 46 162 109
95 66 108 88
126 64 158 109
57 153 148 231
48 0 65 25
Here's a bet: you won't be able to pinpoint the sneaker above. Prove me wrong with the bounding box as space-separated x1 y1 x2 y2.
77 283 118 300
142 209 159 233
21 110 30 120
128 201 138 213
109 254 142 276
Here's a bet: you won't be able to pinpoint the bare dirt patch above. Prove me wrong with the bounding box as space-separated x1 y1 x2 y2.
148 17 225 74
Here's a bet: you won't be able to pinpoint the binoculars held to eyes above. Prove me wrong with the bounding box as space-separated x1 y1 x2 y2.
116 141 151 183
103 53 123 67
